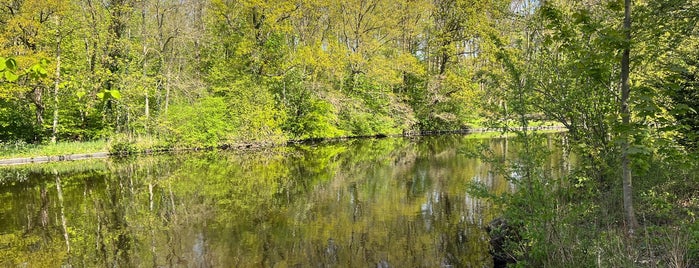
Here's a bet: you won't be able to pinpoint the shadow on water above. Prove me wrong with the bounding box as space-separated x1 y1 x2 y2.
0 134 568 267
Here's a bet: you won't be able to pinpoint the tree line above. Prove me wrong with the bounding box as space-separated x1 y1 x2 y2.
1 0 696 148
2 0 699 264
0 0 514 146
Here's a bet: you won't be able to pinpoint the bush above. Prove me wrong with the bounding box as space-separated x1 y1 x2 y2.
212 77 286 143
108 134 137 155
290 99 345 140
341 110 398 137
158 97 234 148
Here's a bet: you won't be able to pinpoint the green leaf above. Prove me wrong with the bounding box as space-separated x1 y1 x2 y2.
76 90 86 99
4 71 19 82
29 63 48 78
97 91 105 100
110 90 122 99
5 58 17 70
0 57 5 71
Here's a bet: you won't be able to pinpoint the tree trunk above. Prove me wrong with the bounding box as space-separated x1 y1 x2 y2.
164 63 170 114
52 17 62 144
33 87 44 127
141 0 149 128
620 0 638 233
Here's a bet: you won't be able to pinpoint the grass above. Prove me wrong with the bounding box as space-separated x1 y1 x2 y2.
0 140 108 160
0 123 568 161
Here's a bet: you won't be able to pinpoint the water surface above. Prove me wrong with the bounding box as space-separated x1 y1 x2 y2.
0 135 566 267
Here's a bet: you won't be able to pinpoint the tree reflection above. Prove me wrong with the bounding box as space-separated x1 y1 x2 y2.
0 135 567 267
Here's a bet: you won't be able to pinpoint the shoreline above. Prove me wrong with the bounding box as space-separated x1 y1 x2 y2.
0 126 567 166
0 152 110 166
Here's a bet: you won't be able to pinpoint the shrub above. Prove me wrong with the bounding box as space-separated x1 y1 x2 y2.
158 97 234 148
108 134 137 155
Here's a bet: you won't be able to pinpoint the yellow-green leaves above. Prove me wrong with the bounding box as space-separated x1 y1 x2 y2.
97 89 121 100
28 58 49 79
0 57 19 82
0 57 49 82
0 57 17 70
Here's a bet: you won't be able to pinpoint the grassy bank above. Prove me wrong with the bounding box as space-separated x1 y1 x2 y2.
0 140 109 160
0 126 567 162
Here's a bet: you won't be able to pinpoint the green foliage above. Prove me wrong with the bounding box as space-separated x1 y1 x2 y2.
340 109 397 137
658 41 699 150
107 134 137 155
0 57 19 82
2 0 505 146
211 76 286 143
0 57 49 82
27 58 49 80
474 0 699 265
290 98 344 140
0 0 696 265
158 97 234 148
0 99 41 142
96 89 121 101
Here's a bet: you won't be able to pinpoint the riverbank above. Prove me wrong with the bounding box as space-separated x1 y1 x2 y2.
0 152 110 165
0 140 109 164
0 126 567 166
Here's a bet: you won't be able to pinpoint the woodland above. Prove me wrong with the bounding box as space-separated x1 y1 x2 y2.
1 0 698 266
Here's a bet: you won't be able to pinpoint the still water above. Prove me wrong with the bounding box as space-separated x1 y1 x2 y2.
0 135 566 267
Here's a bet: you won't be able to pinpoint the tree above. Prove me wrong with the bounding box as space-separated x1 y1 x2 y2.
0 0 61 140
619 0 638 232
49 1 72 143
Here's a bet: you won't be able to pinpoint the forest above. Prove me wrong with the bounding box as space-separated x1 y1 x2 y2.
1 0 699 266
0 0 505 146
0 0 694 148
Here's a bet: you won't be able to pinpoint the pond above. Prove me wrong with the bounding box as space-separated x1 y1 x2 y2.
0 135 567 267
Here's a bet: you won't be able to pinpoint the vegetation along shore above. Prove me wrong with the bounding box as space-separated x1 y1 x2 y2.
1 0 697 266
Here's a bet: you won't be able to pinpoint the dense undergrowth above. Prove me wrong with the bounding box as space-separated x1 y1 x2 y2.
469 131 699 267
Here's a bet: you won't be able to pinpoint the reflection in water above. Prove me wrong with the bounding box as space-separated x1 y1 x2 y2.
53 169 71 254
0 135 567 267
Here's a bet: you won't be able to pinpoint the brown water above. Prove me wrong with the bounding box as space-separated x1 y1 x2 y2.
0 135 567 267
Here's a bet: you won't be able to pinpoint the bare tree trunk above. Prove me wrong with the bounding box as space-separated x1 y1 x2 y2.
620 0 638 234
164 63 170 114
33 87 44 127
142 0 150 127
52 17 62 144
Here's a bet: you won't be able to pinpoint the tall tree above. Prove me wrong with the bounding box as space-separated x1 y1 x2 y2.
50 13 62 143
619 0 638 232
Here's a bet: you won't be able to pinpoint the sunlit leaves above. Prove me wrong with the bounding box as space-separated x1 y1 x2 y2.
0 57 19 82
293 98 345 139
96 89 121 100
4 70 19 82
28 58 49 79
160 97 234 147
0 57 49 82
